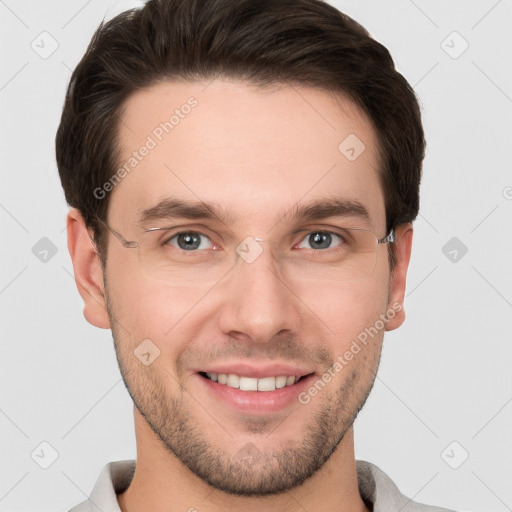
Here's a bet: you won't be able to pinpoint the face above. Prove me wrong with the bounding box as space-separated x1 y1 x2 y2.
87 79 409 495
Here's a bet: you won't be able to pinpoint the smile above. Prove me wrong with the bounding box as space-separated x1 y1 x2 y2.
201 372 304 392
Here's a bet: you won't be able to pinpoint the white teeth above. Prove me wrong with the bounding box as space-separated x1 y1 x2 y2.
204 372 300 391
275 376 287 388
258 376 276 391
227 374 240 388
240 377 258 391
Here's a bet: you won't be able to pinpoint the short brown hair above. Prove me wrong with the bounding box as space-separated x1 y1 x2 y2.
56 0 425 270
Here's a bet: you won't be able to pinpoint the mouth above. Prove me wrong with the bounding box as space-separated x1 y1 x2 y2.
199 371 311 392
196 366 317 414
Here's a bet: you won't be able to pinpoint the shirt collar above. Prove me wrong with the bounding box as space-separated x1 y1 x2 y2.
70 459 435 512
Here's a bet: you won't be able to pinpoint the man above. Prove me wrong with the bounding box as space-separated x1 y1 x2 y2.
56 0 454 510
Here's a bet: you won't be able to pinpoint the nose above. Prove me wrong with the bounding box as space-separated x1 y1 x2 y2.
217 239 302 345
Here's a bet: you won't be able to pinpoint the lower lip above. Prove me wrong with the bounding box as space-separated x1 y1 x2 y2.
197 373 316 414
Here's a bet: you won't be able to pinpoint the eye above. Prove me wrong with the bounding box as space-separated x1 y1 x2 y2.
296 231 344 250
166 232 214 251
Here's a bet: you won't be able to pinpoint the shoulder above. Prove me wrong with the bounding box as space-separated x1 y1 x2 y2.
356 460 457 511
67 460 136 512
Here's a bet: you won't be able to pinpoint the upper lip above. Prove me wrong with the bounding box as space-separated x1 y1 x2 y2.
196 362 315 379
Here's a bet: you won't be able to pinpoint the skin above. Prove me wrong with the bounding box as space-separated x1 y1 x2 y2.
67 78 413 512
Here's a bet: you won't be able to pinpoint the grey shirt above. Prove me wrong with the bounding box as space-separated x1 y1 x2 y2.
68 459 455 511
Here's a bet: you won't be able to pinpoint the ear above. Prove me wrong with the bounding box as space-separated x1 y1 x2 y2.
385 223 413 331
67 208 111 329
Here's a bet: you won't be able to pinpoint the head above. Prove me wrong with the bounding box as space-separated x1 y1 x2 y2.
57 0 424 497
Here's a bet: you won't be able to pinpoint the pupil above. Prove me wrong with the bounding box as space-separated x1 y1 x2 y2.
178 233 200 250
310 232 331 249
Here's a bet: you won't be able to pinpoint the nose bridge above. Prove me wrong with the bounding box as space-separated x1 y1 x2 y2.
218 236 300 342
236 236 280 283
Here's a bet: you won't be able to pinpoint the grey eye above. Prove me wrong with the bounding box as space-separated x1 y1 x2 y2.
167 232 212 251
297 232 343 250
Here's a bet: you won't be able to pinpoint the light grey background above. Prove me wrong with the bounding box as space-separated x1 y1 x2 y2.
1 1 511 511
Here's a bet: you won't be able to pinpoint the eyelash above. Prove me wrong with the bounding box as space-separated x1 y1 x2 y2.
162 230 345 252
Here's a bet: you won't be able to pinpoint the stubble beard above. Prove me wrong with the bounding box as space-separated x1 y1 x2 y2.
105 283 381 496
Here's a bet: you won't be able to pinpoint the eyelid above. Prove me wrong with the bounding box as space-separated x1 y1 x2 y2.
291 225 356 240
147 224 221 244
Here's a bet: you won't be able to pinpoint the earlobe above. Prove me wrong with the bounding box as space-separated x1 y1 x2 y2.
385 223 413 332
67 208 111 329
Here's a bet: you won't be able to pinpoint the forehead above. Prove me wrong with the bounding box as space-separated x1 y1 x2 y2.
110 78 385 233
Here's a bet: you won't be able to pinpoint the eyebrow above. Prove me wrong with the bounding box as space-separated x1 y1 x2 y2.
137 197 371 228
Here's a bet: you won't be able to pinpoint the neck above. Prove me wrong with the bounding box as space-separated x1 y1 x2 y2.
117 407 369 512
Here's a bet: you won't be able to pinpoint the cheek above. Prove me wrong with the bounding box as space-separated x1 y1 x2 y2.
106 244 211 331
109 275 209 340
295 276 389 343
106 250 391 360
